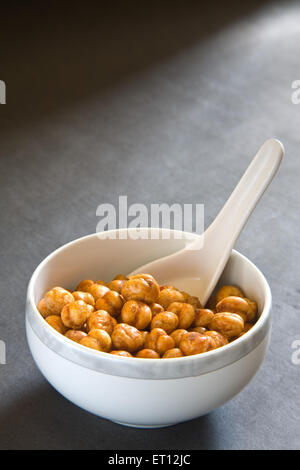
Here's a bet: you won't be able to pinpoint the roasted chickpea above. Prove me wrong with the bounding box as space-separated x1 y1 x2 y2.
216 285 244 303
96 290 124 317
75 279 94 292
216 296 249 322
180 332 211 356
72 291 95 307
37 298 52 318
79 336 101 351
150 303 164 317
44 287 74 315
61 300 92 329
183 293 202 309
206 295 217 311
209 312 244 338
121 274 160 304
65 329 87 343
121 300 152 330
159 285 175 291
238 322 253 338
144 328 175 355
170 329 188 347
46 315 67 334
110 350 132 357
204 330 228 348
150 312 179 334
113 274 128 281
158 287 185 309
87 310 117 335
88 328 112 352
244 298 258 323
168 302 195 329
136 349 160 359
108 279 126 294
87 283 110 301
188 326 207 334
162 348 184 358
140 330 149 346
95 280 108 286
193 308 214 327
111 323 144 353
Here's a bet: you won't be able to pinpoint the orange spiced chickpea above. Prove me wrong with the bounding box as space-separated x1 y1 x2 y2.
87 283 110 301
150 312 179 334
113 274 128 281
216 296 249 322
111 323 144 353
46 315 68 334
150 303 164 317
136 349 160 359
72 291 95 307
121 274 160 304
193 308 215 327
209 312 244 338
204 330 228 349
188 326 207 334
205 295 217 311
182 293 202 309
79 336 101 351
108 279 126 294
168 302 195 329
180 332 211 356
121 300 152 330
162 348 184 358
110 350 133 357
61 300 94 330
244 299 258 323
170 329 188 347
216 285 244 303
61 300 93 329
65 329 87 343
158 287 186 309
96 290 124 317
44 287 74 315
75 279 94 292
140 330 149 347
87 328 112 352
144 328 175 355
238 322 253 338
95 280 108 286
37 298 52 318
87 310 117 335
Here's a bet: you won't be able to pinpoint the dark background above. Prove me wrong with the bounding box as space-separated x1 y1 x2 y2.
0 0 299 449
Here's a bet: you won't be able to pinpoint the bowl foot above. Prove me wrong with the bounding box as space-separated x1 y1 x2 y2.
112 420 176 428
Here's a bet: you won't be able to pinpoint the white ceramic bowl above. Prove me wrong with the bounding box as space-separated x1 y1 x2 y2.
26 229 271 428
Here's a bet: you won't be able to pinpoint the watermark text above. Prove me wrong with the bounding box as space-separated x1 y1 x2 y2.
96 196 204 242
0 80 6 104
0 340 6 364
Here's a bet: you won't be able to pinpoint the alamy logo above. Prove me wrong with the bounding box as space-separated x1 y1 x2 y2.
0 80 6 104
0 340 6 364
291 339 300 365
96 196 204 243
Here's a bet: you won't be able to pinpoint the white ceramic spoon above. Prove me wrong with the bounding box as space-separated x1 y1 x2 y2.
130 139 284 305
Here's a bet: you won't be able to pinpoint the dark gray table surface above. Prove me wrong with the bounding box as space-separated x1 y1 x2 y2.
0 1 299 450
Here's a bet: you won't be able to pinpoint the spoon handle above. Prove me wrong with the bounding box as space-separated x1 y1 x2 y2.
204 138 283 246
190 138 284 303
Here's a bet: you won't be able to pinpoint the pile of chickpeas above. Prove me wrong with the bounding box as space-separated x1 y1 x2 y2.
37 273 258 359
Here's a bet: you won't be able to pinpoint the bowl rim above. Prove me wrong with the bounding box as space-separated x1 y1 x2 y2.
26 228 272 380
